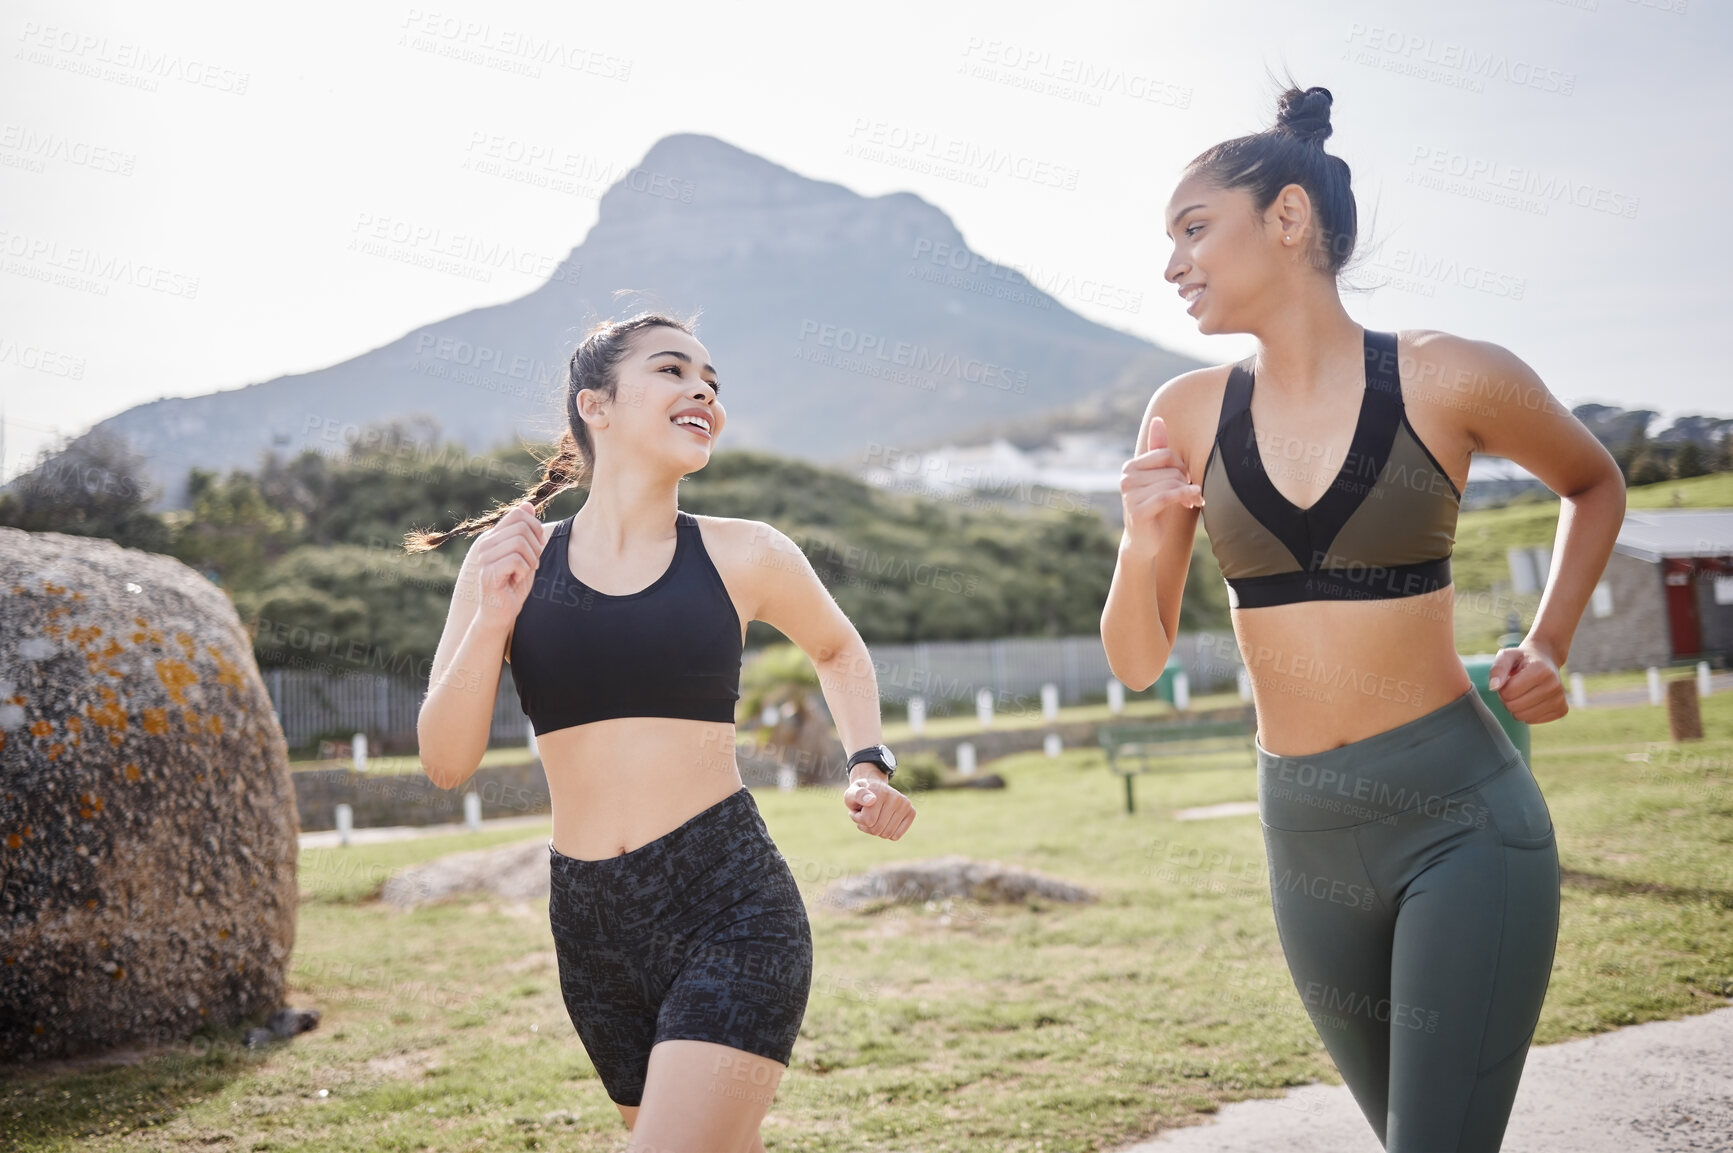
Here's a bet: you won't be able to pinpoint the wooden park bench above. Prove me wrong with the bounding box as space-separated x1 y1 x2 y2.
1096 713 1256 814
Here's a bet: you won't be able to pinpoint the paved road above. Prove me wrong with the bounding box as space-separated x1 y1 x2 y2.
1114 1003 1733 1152
297 813 549 849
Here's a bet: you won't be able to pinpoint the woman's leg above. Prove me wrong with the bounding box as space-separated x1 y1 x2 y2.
1262 821 1399 1144
1379 764 1560 1151
627 1039 784 1151
621 789 812 1150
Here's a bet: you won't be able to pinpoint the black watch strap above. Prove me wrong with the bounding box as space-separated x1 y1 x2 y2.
846 745 895 779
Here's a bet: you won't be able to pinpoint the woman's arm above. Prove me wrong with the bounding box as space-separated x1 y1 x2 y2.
1420 331 1627 722
1102 376 1209 690
416 502 549 788
732 518 915 840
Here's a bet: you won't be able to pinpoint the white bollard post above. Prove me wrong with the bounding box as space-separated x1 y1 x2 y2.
1569 672 1587 710
761 704 779 728
1043 732 1062 758
956 741 976 776
463 791 482 831
1237 668 1253 702
908 695 926 735
777 765 796 792
1041 683 1059 722
976 688 994 728
1107 678 1126 715
526 720 538 759
335 803 353 848
1172 672 1190 712
1699 661 1713 698
351 732 368 774
1647 667 1663 706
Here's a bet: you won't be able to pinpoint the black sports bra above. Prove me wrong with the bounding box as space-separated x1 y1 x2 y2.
507 511 743 735
1198 328 1461 609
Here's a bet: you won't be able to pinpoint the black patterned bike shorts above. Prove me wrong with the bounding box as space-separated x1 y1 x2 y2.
546 787 813 1107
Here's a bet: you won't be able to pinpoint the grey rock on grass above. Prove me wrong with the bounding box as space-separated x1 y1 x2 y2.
0 529 299 1063
821 855 1097 911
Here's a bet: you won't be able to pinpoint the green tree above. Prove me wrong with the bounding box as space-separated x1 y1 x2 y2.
0 428 172 551
1672 441 1709 479
168 467 298 586
1629 453 1671 486
234 542 460 675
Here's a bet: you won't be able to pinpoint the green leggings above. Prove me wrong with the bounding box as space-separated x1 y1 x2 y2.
1258 688 1560 1152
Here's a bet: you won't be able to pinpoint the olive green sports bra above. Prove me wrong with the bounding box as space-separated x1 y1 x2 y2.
1198 328 1461 609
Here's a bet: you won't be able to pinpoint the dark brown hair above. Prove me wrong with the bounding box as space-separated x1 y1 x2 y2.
1186 84 1359 275
402 311 694 552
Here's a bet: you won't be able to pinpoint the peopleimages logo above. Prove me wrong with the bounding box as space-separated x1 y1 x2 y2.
846 119 1080 191
795 320 1029 394
1406 147 1640 219
15 20 251 94
1345 22 1576 95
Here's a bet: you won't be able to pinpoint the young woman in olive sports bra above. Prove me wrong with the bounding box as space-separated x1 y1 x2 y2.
1102 87 1626 1152
407 313 916 1151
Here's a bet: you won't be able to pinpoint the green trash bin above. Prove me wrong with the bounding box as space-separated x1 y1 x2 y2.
1153 658 1184 704
1461 653 1531 763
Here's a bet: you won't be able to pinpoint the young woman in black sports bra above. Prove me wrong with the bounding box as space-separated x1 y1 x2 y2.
406 312 917 1151
1102 87 1626 1151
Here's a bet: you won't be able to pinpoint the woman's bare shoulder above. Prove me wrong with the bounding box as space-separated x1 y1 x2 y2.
1136 362 1239 463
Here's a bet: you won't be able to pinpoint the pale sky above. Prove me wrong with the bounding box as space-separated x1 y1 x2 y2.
2 0 1727 482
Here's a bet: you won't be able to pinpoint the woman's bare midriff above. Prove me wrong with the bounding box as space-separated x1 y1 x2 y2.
537 716 743 860
1230 585 1473 756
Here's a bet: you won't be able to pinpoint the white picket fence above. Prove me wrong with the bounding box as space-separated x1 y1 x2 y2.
865 631 1239 707
262 631 1243 749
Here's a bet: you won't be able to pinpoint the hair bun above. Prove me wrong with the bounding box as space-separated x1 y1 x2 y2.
1275 86 1334 144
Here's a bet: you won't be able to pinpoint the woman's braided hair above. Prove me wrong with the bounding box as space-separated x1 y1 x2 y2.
402 311 693 552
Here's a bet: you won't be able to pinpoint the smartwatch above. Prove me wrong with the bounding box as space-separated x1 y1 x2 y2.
845 743 897 781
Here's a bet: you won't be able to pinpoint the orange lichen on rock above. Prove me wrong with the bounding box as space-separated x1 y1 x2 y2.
124 762 141 782
30 721 51 739
206 644 245 691
141 708 168 735
86 637 127 680
86 694 128 735
155 658 198 704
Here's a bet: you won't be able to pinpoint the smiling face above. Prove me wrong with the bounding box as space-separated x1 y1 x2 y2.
578 324 726 477
1163 169 1301 336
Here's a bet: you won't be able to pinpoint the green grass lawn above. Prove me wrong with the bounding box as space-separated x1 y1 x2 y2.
9 693 1731 1152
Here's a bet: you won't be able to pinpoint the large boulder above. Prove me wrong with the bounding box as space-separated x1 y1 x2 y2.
0 529 298 1062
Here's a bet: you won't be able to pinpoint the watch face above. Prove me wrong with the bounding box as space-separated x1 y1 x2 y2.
877 744 896 769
